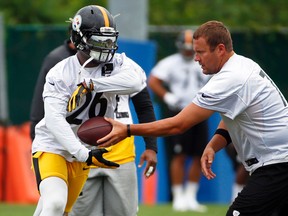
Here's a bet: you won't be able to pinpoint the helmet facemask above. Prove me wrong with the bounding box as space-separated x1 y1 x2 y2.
85 27 118 63
78 27 118 63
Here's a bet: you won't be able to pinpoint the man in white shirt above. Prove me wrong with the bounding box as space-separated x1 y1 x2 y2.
99 20 288 216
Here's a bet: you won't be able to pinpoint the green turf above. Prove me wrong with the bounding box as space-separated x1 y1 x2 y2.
0 203 36 216
0 202 229 216
138 203 228 216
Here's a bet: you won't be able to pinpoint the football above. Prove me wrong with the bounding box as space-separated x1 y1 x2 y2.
77 116 112 146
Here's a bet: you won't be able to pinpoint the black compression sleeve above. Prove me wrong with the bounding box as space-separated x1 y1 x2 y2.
131 87 158 153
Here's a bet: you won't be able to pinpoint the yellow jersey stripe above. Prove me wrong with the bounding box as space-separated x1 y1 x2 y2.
96 6 110 27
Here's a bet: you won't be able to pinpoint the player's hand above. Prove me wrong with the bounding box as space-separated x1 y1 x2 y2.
163 92 180 111
97 118 128 147
138 149 157 178
86 148 119 169
201 146 216 180
67 79 94 112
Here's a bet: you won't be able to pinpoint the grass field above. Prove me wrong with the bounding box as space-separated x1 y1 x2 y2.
0 203 229 216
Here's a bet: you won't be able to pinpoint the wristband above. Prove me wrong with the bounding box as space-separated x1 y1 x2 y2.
127 124 131 137
214 128 231 145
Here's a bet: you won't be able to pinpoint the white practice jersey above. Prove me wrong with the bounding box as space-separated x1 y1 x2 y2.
32 53 146 162
194 53 288 173
151 53 210 109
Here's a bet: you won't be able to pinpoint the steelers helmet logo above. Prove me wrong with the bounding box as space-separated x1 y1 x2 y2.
72 15 82 31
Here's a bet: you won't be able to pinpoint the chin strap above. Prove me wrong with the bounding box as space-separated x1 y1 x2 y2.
78 56 94 75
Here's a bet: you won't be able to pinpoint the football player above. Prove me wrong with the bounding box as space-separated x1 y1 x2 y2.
31 5 157 216
99 20 288 216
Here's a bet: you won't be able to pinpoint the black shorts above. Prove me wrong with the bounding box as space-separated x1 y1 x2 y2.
227 162 288 216
166 118 208 157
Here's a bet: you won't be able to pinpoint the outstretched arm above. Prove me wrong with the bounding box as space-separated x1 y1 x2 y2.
98 103 215 147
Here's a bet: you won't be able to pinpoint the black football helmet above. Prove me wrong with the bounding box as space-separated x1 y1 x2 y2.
71 5 119 63
175 29 195 60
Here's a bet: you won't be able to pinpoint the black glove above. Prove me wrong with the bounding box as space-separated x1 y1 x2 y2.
86 149 120 168
67 79 94 112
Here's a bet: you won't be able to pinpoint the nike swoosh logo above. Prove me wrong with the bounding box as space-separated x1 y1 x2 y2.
48 82 55 86
201 93 213 98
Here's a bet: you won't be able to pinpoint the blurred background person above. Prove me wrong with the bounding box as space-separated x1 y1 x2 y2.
148 29 210 212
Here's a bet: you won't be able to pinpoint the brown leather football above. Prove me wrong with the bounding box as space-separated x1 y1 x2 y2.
77 116 112 146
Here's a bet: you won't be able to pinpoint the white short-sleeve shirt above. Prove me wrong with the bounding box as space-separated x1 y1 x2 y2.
193 53 288 172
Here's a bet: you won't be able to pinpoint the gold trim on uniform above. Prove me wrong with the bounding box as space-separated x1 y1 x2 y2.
31 152 90 212
90 136 135 169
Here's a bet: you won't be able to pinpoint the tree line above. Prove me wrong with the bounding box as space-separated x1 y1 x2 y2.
1 0 287 29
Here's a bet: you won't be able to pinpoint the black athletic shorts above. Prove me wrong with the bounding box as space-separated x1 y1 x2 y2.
226 162 288 216
165 109 208 157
